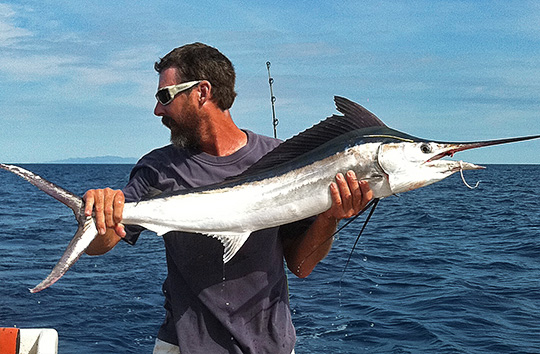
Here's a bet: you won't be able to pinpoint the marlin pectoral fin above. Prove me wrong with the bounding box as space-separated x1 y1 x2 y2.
30 216 98 293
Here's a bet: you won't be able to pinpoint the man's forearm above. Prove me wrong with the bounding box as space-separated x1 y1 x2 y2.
283 214 338 278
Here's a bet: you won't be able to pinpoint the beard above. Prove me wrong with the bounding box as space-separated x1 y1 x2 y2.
162 103 202 150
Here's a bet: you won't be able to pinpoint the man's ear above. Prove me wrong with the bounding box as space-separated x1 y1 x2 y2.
197 80 212 106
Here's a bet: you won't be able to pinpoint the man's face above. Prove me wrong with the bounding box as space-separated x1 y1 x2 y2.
154 67 202 149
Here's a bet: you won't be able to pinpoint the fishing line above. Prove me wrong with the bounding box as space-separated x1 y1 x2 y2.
333 198 378 239
340 198 379 282
459 161 480 189
295 198 379 276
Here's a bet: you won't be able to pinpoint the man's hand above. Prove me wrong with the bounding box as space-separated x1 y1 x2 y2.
323 170 373 221
84 188 126 237
83 188 126 255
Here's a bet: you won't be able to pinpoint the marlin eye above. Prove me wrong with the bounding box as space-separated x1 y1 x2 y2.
420 143 432 154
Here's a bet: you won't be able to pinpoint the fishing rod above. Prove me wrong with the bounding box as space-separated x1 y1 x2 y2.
266 61 279 138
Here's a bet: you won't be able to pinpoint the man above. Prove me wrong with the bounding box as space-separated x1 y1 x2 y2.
84 43 372 354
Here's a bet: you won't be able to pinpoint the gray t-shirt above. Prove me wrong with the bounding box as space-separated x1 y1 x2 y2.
122 130 311 353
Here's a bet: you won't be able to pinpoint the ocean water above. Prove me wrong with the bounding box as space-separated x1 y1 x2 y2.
0 164 539 353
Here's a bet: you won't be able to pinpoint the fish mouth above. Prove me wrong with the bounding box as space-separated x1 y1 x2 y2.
426 135 540 168
426 148 484 171
425 158 484 172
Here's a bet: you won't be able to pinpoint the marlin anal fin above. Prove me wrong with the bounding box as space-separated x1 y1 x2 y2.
139 224 251 263
209 231 251 263
30 216 98 293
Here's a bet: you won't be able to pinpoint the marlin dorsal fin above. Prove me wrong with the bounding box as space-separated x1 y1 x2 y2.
334 96 386 127
238 96 386 175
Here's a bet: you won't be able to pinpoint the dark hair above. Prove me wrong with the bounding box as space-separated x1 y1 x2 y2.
154 42 237 110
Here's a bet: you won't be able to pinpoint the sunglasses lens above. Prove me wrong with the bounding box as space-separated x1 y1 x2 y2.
156 81 200 105
156 89 172 105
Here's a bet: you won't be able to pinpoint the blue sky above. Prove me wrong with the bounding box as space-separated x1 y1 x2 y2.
1 0 539 163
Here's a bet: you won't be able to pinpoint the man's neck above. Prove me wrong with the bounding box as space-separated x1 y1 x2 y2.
197 110 248 157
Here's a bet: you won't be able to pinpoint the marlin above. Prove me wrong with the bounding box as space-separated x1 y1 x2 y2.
2 96 539 293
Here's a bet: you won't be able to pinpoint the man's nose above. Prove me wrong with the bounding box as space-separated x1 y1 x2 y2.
154 101 164 117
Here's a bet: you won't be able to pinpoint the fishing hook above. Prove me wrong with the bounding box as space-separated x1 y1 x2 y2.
459 160 480 189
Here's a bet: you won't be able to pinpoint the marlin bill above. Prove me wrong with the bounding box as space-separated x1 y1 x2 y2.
1 96 539 293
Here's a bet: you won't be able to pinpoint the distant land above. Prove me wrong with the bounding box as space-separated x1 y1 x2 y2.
50 156 138 164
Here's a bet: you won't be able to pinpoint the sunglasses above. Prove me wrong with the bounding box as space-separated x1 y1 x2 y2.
155 80 201 105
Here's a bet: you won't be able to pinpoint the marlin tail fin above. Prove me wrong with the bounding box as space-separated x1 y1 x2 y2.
0 164 98 293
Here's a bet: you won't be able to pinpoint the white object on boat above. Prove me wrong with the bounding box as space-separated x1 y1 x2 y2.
0 328 58 354
20 329 58 354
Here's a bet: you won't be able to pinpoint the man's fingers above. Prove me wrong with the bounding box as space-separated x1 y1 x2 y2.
326 171 374 220
329 182 341 207
113 191 125 225
336 173 352 214
83 189 125 237
346 171 363 215
115 223 126 238
84 190 95 217
93 189 106 235
103 188 116 228
359 180 373 209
